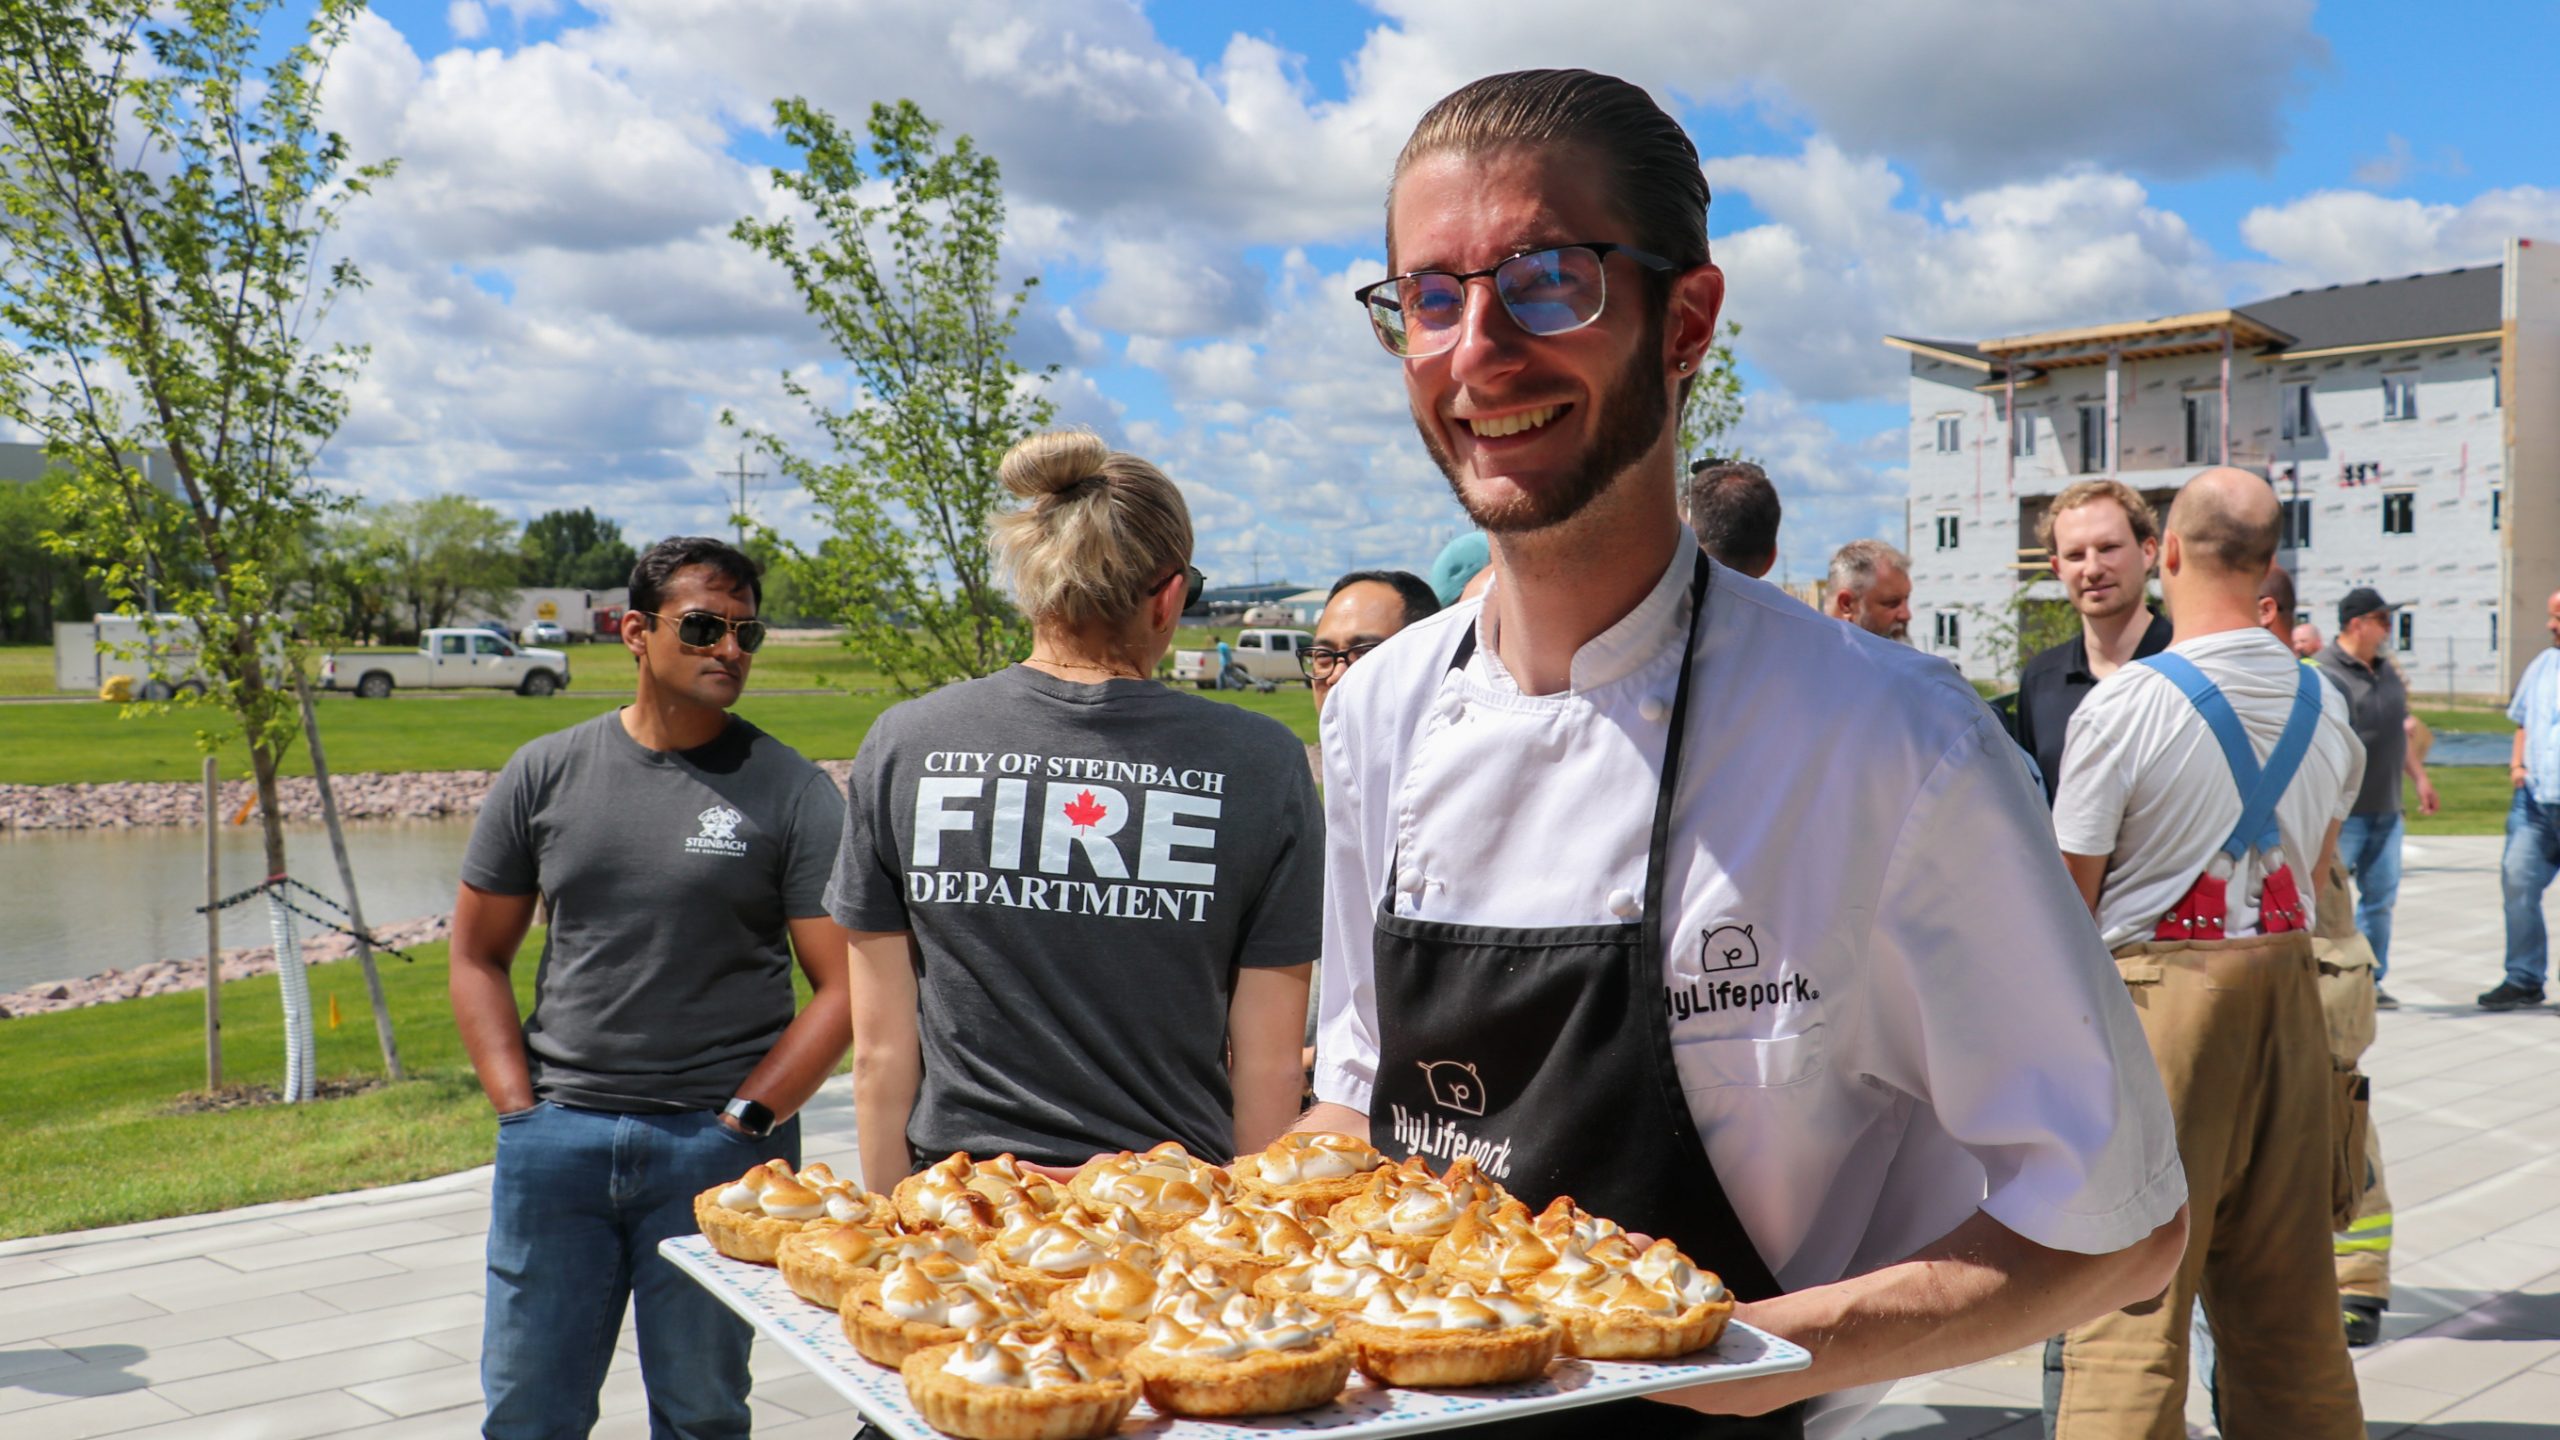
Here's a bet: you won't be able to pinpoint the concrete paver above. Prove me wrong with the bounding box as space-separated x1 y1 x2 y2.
0 834 2547 1437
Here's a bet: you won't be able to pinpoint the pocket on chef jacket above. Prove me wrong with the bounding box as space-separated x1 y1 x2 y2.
1672 1023 1828 1093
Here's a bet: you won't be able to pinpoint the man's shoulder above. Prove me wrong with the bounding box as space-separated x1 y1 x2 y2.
502 709 618 777
2020 634 2080 685
724 717 827 784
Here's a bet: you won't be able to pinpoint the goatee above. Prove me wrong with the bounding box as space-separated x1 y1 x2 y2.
1416 317 1671 535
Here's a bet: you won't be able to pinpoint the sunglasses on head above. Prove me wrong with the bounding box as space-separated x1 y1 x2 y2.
646 610 767 654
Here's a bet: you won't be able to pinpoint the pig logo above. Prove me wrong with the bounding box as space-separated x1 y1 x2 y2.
1696 923 1759 975
1416 1060 1486 1117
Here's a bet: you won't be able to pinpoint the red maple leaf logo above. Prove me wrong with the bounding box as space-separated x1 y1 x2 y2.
1062 790 1108 831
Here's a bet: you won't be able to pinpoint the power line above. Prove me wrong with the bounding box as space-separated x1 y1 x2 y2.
715 450 765 547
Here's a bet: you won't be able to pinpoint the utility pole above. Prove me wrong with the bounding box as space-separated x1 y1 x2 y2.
716 451 765 547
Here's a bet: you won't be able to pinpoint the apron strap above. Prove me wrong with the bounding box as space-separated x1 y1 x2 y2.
1641 552 1714 956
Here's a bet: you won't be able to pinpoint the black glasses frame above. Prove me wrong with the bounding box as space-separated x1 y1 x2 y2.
645 609 768 654
1298 640 1384 680
1351 242 1681 357
1149 564 1206 613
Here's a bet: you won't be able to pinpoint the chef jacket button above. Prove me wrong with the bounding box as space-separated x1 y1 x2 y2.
1607 888 1640 918
1639 695 1670 723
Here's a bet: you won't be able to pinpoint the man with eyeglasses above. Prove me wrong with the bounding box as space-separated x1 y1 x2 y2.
1307 569 1441 712
1301 70 2184 1436
451 535 850 1440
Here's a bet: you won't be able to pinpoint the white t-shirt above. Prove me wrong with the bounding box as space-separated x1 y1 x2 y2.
1314 549 2186 1438
2052 627 2366 949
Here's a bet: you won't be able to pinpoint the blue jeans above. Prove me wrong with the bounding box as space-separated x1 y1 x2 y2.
482 1101 799 1440
2503 789 2560 992
2337 811 2405 980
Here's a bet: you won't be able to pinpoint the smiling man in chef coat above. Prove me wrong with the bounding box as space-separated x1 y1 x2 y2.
1300 69 2190 1436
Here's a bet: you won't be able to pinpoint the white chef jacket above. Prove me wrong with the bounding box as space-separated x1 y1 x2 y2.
1313 550 2186 1437
2052 627 2366 949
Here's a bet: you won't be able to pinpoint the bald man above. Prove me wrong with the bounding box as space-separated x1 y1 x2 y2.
2046 469 2367 1436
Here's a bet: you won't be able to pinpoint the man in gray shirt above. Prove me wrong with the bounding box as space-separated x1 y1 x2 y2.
2315 587 2441 1007
451 537 848 1440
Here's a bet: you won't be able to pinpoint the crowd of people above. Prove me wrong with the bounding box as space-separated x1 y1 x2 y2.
437 66 2560 1440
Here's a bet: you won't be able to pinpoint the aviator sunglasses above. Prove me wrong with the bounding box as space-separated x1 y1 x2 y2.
1353 242 1681 358
645 610 767 654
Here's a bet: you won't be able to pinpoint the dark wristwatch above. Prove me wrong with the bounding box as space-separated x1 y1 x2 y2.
721 1096 777 1138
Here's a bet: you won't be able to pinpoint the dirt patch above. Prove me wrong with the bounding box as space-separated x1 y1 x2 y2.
166 1075 387 1114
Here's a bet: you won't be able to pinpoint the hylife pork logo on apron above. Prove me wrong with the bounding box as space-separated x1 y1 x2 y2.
1388 1059 1513 1179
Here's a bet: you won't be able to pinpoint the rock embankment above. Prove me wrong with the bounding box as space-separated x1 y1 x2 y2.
0 913 455 1019
0 771 499 831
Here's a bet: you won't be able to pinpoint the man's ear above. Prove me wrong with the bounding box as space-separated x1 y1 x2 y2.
2160 532 2183 577
2140 536 2161 574
620 610 650 663
1666 263 1727 374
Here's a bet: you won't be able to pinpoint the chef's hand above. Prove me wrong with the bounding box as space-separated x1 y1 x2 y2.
1019 1155 1112 1182
1644 1302 1808 1417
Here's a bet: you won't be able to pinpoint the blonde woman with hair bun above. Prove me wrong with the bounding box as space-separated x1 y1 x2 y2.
826 429 1323 1191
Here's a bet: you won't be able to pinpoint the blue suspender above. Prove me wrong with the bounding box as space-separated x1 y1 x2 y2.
2135 652 2324 861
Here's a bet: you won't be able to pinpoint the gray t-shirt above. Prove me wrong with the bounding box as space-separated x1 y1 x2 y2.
2315 643 2409 816
828 666 1322 1164
463 711 843 1112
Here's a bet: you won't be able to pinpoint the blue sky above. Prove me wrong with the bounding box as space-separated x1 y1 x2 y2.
301 1 2559 588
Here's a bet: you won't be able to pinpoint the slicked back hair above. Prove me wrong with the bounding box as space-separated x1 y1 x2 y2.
1684 460 1780 565
1326 569 1441 629
1391 70 1711 402
631 536 761 618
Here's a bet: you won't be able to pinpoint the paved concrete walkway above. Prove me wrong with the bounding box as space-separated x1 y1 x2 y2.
1 834 2552 1438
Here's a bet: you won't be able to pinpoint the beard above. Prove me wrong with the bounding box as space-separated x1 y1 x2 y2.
1415 312 1671 535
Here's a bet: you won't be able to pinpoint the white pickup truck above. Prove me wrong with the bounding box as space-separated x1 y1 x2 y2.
1168 629 1314 689
320 629 572 698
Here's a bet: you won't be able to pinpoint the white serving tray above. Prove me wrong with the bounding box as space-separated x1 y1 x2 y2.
662 1236 1810 1439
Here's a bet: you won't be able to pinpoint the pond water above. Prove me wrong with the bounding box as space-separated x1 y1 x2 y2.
0 816 476 994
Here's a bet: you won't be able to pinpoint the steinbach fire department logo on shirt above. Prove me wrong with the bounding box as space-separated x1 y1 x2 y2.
686 804 749 857
899 750 1229 923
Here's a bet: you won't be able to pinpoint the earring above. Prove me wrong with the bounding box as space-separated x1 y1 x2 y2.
1677 359 1692 372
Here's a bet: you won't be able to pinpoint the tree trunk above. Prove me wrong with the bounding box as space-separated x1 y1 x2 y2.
297 674 403 1081
245 718 317 1102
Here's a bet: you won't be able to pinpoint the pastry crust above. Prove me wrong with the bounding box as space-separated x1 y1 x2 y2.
692 1187 814 1264
1122 1337 1354 1417
840 1262 1037 1368
898 1338 1138 1440
1337 1315 1560 1388
1549 1296 1733 1360
1232 1133 1388 1216
1044 1291 1147 1361
775 1225 901 1310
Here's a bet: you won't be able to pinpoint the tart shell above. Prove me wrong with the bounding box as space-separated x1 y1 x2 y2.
843 1294 973 1369
1550 1296 1733 1360
1233 1171 1374 1217
774 1228 891 1310
1338 1317 1561 1388
898 1340 1138 1440
1042 1292 1149 1361
692 1188 811 1264
1122 1336 1355 1417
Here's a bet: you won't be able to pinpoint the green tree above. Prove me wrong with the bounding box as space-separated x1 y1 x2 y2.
729 97 1052 694
1679 321 1748 467
376 494 519 635
519 505 637 590
290 506 401 645
0 477 99 641
0 0 392 1098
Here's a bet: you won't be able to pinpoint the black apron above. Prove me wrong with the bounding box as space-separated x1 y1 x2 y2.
1369 552 1804 1438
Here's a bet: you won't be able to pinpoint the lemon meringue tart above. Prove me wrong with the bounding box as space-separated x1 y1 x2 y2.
843 1252 1041 1368
694 1160 870 1263
1337 1276 1560 1388
899 1325 1138 1440
1233 1131 1388 1214
1121 1288 1353 1417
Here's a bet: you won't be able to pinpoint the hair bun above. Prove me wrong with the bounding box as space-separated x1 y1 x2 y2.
998 429 1112 501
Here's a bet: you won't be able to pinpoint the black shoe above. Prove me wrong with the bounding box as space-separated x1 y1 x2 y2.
2343 1295 2384 1347
2373 986 2400 1010
2477 980 2547 1011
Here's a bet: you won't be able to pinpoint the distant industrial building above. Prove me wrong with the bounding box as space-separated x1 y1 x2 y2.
0 439 179 495
1889 236 2558 700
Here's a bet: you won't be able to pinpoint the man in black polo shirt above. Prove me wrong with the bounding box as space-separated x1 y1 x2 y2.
2317 587 2440 1008
2014 479 2175 802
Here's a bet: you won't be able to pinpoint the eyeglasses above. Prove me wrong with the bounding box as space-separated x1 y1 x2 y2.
644 610 767 654
1353 242 1680 358
1149 564 1206 612
1299 641 1383 680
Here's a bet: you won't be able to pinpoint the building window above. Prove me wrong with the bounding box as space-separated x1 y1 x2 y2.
2382 372 2418 422
2381 489 2415 536
2280 381 2315 441
1934 512 1961 551
2279 497 2313 550
1934 416 1961 453
2005 401 2035 456
2394 611 2414 653
2182 392 2220 464
2077 404 2107 473
2491 611 2500 653
1933 612 1961 649
2492 487 2503 531
2493 363 2502 408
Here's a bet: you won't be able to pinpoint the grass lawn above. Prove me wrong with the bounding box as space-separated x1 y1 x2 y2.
2407 766 2514 837
0 933 541 1240
0 930 855 1240
0 676 1319 786
0 643 62 695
